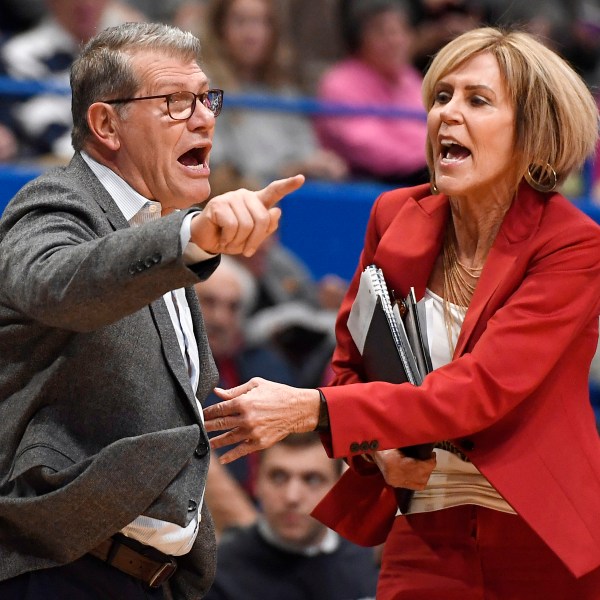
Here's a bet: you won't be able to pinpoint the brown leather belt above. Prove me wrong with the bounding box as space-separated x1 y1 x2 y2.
89 534 177 588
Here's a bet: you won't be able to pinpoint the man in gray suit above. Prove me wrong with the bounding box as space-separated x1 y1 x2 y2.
0 21 303 600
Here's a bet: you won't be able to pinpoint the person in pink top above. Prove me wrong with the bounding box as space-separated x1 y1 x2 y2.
314 0 429 185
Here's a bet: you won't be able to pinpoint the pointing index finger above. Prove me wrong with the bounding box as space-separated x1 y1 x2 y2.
256 174 305 209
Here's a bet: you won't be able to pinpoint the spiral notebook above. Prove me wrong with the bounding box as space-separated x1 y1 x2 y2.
347 264 434 513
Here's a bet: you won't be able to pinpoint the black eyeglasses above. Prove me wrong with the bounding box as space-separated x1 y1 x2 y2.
104 89 224 120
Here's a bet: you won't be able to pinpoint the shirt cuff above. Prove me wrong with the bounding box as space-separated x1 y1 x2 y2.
181 211 218 265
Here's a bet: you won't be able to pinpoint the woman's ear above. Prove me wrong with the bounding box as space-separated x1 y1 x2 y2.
87 102 121 151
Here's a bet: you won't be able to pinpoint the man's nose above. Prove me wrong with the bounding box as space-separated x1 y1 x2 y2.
282 478 304 504
188 100 216 129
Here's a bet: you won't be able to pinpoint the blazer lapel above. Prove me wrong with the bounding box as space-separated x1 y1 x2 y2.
150 296 203 422
454 185 546 357
70 153 130 232
374 192 449 299
185 286 218 404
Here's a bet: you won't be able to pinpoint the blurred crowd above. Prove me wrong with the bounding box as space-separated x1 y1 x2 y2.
1 1 600 596
1 1 599 189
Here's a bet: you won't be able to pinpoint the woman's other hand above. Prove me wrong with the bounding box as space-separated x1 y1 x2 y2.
371 448 437 490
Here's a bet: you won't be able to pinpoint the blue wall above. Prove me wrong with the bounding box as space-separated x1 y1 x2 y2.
3 165 600 282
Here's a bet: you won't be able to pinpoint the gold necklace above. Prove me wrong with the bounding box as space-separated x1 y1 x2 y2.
442 225 482 354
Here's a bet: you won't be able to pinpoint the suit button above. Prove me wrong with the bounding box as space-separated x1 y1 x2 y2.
136 260 145 272
144 257 154 268
459 439 475 451
194 441 209 457
128 264 137 275
350 442 360 453
152 252 162 264
188 500 197 512
360 441 370 452
369 440 379 451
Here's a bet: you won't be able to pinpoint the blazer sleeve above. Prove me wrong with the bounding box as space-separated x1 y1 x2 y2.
0 179 217 332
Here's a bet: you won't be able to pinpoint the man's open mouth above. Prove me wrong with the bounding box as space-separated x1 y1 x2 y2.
178 146 208 168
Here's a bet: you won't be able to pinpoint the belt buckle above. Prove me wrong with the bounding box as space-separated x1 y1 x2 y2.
148 558 177 588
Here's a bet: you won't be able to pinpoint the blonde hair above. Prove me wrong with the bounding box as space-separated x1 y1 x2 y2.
422 27 599 190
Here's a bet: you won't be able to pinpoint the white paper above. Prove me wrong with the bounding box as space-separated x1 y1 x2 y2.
347 268 378 354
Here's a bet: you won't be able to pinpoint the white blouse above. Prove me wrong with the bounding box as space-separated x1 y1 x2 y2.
406 289 516 515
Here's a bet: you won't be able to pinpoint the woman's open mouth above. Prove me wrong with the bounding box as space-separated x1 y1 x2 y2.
440 139 471 164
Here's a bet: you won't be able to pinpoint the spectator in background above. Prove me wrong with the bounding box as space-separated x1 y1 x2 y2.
0 0 45 38
315 0 429 185
0 0 145 162
121 0 208 31
0 0 44 160
231 234 321 314
195 256 298 518
407 0 487 74
205 454 259 539
276 0 344 95
230 234 343 388
204 432 379 600
487 0 600 88
196 0 348 190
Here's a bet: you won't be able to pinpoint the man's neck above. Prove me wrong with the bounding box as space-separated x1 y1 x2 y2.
256 517 338 556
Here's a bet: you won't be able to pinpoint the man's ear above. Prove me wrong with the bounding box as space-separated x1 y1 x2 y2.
87 102 122 151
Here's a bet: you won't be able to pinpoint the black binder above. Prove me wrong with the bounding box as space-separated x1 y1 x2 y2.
347 264 434 514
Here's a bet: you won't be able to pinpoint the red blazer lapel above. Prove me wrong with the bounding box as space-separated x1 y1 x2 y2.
372 191 449 301
455 185 546 357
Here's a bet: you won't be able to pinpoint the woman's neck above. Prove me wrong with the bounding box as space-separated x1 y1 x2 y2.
448 193 513 267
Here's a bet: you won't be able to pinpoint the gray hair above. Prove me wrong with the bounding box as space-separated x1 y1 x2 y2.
70 21 203 151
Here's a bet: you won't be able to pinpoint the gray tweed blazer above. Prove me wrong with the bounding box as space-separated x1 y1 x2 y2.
0 152 219 598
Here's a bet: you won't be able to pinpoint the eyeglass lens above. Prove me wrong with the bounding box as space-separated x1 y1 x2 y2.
167 91 222 119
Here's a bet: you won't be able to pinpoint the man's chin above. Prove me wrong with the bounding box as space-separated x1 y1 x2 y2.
177 181 211 208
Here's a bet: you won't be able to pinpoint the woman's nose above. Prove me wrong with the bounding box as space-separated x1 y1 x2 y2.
439 99 463 124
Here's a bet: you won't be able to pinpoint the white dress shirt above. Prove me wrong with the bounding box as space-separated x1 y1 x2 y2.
81 151 213 555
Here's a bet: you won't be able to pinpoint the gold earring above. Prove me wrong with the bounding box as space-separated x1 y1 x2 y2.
431 179 439 194
525 162 558 193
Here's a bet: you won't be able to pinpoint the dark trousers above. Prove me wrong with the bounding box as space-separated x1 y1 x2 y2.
0 554 166 600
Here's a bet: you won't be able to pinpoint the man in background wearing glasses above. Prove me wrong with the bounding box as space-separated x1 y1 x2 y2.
0 21 303 600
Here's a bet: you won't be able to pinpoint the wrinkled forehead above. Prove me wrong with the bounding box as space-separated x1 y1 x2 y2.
126 49 207 91
259 443 335 475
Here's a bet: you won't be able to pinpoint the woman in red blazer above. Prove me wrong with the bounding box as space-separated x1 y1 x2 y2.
205 27 600 598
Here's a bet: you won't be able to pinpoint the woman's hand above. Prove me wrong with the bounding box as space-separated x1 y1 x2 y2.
203 378 321 464
370 448 437 490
